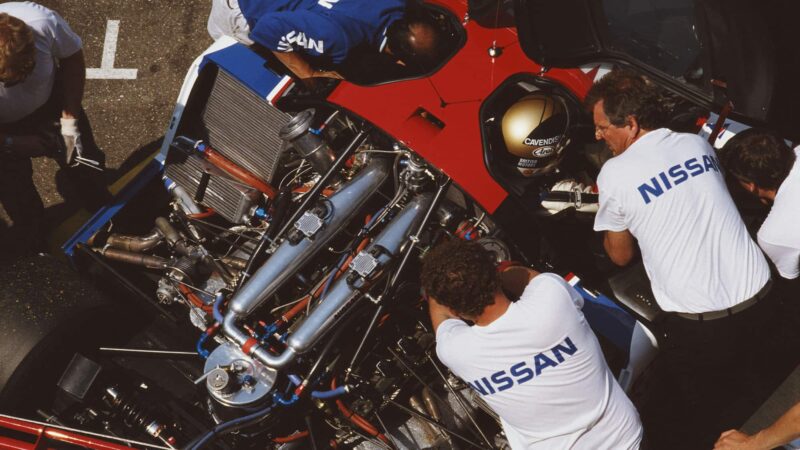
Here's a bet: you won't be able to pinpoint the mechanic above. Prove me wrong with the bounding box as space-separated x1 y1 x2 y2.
714 401 800 450
719 128 800 384
587 69 775 448
720 129 799 280
207 0 440 81
421 239 643 449
0 2 105 258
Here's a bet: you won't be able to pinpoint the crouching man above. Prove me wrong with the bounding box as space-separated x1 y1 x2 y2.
421 239 642 449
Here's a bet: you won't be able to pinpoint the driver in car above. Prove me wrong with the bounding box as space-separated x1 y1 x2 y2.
207 0 440 81
421 239 643 449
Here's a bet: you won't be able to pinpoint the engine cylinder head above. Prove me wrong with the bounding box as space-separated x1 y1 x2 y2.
279 109 336 176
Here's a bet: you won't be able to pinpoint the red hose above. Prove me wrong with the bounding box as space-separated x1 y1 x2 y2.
178 284 212 312
281 236 370 324
331 378 392 446
187 208 217 219
273 431 309 443
203 146 278 199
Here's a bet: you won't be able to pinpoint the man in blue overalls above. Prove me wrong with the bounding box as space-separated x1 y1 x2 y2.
207 0 439 80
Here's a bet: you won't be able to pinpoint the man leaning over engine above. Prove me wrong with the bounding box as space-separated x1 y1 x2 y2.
421 239 643 449
207 0 440 81
0 2 105 257
588 69 777 449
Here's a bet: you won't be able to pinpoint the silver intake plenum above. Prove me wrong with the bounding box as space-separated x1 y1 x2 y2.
223 158 391 361
285 192 434 356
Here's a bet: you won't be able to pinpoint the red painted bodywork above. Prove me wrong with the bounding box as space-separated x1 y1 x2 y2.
0 415 133 450
329 0 597 213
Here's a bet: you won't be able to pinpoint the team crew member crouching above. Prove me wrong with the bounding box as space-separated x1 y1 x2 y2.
587 69 775 448
421 239 642 449
207 0 439 81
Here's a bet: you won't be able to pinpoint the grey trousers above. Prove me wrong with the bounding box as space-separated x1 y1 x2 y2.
207 0 254 45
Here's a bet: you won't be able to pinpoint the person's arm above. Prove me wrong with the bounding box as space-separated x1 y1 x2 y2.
270 50 342 80
498 265 539 299
58 49 86 119
714 401 800 450
604 229 636 266
428 296 458 333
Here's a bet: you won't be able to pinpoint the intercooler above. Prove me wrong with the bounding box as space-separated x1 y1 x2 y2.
164 68 289 223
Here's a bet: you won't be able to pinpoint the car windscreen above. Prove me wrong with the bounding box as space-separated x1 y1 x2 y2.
601 0 702 83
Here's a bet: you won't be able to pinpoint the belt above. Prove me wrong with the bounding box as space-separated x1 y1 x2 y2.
675 279 773 322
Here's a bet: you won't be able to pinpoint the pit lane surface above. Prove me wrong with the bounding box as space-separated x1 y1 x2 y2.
7 0 211 232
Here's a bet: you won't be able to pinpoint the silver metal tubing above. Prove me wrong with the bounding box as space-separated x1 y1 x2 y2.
99 348 199 357
99 248 169 269
223 158 390 367
236 192 433 370
155 217 191 256
284 192 434 357
164 176 202 215
105 229 163 253
227 157 390 318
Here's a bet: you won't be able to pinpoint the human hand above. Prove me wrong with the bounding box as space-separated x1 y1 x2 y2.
713 429 760 450
312 70 343 79
60 117 83 166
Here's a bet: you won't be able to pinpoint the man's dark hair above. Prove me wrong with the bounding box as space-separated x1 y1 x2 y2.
386 11 441 71
720 128 795 190
584 69 667 130
420 239 498 318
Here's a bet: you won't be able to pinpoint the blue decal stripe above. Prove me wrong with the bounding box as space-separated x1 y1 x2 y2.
201 43 284 99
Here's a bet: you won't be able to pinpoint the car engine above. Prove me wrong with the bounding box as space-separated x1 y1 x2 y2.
49 74 515 449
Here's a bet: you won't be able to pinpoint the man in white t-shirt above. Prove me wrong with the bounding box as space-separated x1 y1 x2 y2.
0 2 106 256
421 239 642 449
587 69 775 449
720 129 800 279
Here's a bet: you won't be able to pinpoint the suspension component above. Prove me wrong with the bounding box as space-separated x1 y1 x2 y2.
103 386 176 445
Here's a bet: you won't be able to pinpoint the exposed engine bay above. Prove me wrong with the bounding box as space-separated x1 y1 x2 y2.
30 67 526 449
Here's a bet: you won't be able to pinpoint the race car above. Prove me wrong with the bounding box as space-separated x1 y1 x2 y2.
1 0 796 448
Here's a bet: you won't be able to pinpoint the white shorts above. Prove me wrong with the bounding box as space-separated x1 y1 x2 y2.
207 0 254 46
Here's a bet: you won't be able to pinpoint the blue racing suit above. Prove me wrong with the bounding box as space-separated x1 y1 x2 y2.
238 0 406 65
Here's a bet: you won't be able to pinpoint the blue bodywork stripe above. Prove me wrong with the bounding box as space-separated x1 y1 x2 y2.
201 43 283 99
574 282 636 364
62 159 164 258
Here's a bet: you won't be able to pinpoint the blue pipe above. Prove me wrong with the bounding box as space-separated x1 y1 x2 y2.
196 332 211 359
212 292 225 324
310 385 349 400
273 391 299 406
288 374 303 386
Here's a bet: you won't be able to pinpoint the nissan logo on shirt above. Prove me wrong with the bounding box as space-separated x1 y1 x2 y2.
467 336 578 396
637 154 722 204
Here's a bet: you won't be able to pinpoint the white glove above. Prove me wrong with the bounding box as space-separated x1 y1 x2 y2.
541 179 599 214
60 117 83 166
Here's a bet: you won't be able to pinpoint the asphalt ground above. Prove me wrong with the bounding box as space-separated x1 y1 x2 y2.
3 0 212 233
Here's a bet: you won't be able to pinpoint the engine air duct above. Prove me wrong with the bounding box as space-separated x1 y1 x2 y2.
279 109 336 177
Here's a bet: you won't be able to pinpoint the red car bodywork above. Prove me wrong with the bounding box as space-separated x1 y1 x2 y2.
330 0 598 213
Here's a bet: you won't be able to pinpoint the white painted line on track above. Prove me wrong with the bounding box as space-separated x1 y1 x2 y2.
86 20 138 80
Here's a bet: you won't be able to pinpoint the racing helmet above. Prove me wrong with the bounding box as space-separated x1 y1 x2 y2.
500 92 570 177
